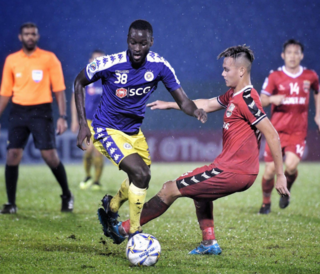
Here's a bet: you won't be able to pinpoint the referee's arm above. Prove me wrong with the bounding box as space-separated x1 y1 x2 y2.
54 90 67 135
0 57 14 129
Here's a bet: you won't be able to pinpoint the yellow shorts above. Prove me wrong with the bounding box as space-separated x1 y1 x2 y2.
87 119 93 131
90 127 151 168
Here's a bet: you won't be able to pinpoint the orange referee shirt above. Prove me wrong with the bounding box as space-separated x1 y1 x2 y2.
0 47 66 106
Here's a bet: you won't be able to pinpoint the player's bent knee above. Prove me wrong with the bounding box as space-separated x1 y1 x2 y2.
264 162 276 179
285 164 298 175
130 166 151 189
158 181 181 202
6 149 23 165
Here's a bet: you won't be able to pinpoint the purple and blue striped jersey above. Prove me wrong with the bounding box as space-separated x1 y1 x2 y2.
85 50 181 134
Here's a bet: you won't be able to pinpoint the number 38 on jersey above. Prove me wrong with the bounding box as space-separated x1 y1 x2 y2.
114 73 128 84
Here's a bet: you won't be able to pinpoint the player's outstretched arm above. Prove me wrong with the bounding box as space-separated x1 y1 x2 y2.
170 87 207 123
255 118 290 197
147 96 223 113
147 100 180 110
261 94 285 107
74 68 92 150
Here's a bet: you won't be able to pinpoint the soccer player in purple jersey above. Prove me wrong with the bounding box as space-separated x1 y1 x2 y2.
98 45 289 254
71 50 105 190
74 20 207 240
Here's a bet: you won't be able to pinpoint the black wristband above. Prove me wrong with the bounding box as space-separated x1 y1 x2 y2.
59 115 68 120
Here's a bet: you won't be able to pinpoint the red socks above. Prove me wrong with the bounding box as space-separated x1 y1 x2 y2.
285 170 298 191
194 200 215 241
261 170 298 204
262 177 274 204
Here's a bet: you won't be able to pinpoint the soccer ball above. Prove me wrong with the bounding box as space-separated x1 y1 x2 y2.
126 233 161 266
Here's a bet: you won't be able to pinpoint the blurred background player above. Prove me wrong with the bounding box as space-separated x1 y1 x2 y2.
74 19 207 239
259 39 320 214
99 45 289 254
0 22 73 214
71 50 105 190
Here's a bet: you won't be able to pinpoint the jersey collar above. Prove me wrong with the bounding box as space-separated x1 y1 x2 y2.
233 85 253 97
282 65 303 78
20 47 40 58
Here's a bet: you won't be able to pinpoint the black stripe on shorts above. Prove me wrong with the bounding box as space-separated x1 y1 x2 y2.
176 167 223 190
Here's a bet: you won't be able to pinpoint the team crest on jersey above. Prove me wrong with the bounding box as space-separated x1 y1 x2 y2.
123 143 133 150
116 88 127 98
89 61 97 72
303 80 310 93
144 71 154 82
32 70 43 82
226 103 235 117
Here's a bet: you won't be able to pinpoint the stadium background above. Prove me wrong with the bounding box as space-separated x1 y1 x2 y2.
0 0 319 163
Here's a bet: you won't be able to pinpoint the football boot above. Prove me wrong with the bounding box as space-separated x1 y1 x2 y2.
189 241 222 255
0 203 17 214
79 176 93 189
61 193 74 212
279 195 290 209
259 203 271 214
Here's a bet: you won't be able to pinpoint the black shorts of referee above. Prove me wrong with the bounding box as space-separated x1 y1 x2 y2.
7 103 56 150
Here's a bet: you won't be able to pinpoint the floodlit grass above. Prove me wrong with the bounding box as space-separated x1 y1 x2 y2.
0 163 319 273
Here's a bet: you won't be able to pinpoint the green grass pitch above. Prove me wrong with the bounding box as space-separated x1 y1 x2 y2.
0 163 319 273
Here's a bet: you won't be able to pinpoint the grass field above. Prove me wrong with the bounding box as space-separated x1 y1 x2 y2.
0 163 319 274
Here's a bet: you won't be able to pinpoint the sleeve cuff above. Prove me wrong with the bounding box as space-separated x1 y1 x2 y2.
217 97 227 108
261 90 271 96
167 84 181 93
251 114 267 126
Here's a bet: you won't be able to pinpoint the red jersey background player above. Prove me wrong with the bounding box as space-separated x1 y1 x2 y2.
259 39 320 214
97 45 289 255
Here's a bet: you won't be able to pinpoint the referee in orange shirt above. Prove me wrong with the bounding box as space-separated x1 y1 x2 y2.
0 22 73 214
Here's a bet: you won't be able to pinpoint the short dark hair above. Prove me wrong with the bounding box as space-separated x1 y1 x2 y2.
91 49 105 58
217 44 254 63
283 39 304 53
217 45 254 72
20 22 38 34
128 20 153 36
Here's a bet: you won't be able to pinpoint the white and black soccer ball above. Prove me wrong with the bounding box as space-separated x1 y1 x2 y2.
126 233 161 266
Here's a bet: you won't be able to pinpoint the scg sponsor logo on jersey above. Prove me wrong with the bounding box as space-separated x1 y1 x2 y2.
129 86 151 96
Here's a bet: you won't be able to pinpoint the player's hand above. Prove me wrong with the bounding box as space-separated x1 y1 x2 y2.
194 108 207 123
275 173 290 197
71 121 79 133
56 118 68 135
147 100 170 110
77 124 91 151
270 95 286 106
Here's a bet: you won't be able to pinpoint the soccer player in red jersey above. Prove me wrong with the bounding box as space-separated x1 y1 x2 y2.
99 45 289 254
259 39 320 214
